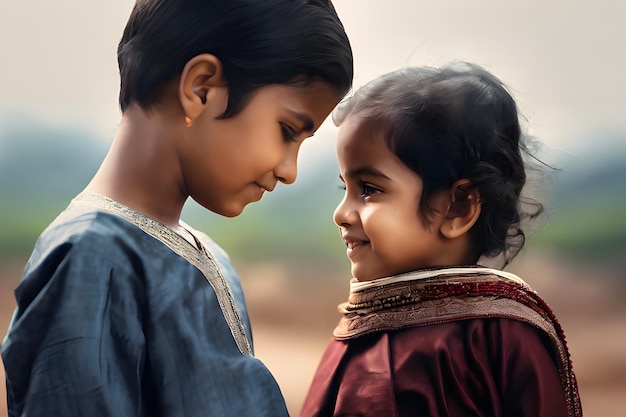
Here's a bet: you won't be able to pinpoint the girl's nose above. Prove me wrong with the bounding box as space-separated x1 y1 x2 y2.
333 195 356 227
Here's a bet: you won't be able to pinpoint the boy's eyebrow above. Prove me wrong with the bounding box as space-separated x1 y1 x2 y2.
286 110 315 132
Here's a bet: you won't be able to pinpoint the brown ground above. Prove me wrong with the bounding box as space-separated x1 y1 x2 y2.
1 251 625 416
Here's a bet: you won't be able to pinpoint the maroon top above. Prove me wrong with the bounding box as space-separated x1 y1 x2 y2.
301 268 582 417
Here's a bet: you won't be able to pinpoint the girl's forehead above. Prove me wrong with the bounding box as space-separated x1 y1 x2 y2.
337 121 395 164
337 114 387 150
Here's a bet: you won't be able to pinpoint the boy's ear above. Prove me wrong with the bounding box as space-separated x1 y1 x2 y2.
440 179 481 239
179 54 227 123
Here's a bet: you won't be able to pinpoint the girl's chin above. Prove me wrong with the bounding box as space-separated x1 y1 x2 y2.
350 265 381 282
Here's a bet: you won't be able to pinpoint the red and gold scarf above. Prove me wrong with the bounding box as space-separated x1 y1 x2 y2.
333 267 582 417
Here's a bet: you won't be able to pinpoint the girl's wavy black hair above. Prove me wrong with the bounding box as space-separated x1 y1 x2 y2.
334 62 546 265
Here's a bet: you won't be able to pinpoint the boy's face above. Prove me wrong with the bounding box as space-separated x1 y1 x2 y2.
181 81 341 217
334 115 449 281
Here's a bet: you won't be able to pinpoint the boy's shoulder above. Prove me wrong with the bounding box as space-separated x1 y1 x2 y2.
32 202 151 262
24 201 185 286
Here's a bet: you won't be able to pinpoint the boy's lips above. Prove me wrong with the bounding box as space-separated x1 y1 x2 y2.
254 181 275 193
252 181 276 200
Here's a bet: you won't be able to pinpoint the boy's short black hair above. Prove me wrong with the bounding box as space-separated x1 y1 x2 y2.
118 0 353 116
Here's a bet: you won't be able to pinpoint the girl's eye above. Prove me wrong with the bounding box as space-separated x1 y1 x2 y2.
360 182 379 198
280 123 297 142
337 181 380 197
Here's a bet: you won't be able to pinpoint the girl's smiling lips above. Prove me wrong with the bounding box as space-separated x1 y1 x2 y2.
346 241 366 249
341 233 370 258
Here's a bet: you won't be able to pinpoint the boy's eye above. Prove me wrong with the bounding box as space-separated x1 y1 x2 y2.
280 123 297 142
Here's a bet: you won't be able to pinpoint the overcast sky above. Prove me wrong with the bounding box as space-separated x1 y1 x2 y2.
1 0 624 165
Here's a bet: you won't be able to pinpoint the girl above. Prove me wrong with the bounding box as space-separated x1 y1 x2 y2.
1 0 352 416
301 63 582 417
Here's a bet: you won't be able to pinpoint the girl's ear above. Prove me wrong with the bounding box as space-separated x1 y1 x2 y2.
440 179 481 239
178 54 228 124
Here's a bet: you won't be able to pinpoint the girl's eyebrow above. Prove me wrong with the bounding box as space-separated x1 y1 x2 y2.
343 167 391 181
286 109 314 132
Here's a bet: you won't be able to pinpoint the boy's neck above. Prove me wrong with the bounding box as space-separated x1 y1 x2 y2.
85 105 188 230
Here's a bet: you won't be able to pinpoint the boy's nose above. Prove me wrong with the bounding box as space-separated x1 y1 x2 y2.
274 152 298 185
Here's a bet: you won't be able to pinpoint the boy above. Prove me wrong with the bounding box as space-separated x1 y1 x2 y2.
2 1 353 416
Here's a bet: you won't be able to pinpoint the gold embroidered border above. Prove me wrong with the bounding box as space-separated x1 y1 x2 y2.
72 192 252 355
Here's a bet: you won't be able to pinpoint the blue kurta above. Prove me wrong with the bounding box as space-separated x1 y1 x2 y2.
2 193 289 417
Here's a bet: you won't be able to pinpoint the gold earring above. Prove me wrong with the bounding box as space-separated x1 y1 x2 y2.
185 116 193 128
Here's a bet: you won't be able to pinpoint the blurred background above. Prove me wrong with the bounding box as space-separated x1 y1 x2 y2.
1 0 625 416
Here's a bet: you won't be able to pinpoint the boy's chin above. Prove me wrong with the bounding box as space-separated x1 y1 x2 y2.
197 201 246 218
219 205 246 218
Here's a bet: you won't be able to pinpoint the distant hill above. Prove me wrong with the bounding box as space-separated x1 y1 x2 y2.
1 118 624 268
0 123 108 201
0 119 108 255
531 143 626 262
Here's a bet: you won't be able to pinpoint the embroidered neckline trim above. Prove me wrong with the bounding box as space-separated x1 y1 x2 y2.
71 192 252 355
349 266 529 293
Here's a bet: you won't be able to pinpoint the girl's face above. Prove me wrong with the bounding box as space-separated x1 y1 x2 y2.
334 115 450 281
181 81 341 217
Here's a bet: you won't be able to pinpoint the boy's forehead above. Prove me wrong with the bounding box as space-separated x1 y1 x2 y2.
282 82 343 129
295 80 343 105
